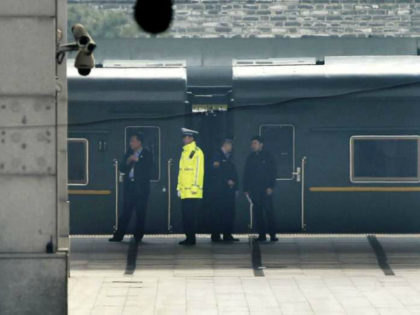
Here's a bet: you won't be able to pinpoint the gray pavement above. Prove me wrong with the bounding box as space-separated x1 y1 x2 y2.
69 235 420 315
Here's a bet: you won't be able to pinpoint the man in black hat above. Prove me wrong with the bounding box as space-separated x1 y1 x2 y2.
243 135 278 242
209 138 239 242
109 132 153 243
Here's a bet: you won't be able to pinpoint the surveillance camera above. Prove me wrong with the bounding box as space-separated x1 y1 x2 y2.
72 24 97 54
57 24 97 75
72 24 96 76
74 51 95 76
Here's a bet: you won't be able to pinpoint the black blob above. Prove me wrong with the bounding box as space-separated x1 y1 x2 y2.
46 236 53 254
78 68 91 76
134 0 173 35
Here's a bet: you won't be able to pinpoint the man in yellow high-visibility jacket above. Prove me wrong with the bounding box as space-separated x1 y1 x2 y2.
177 128 205 246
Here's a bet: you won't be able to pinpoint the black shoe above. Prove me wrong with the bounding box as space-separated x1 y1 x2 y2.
109 235 123 242
179 239 196 246
223 235 239 242
270 235 279 242
255 235 267 242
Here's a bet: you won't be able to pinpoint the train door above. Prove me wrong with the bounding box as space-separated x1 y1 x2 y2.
232 121 303 233
68 131 116 234
119 122 184 234
259 124 303 232
121 126 163 234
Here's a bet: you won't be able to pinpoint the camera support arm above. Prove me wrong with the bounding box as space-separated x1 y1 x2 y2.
56 42 78 64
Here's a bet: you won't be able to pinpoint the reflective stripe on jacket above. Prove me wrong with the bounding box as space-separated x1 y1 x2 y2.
177 141 204 199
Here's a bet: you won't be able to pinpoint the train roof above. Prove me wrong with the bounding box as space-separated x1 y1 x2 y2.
67 60 187 103
68 56 420 106
232 56 420 105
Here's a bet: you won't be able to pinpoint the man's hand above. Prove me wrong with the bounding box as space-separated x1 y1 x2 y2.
227 180 235 188
266 188 273 195
177 191 181 198
127 154 139 164
213 161 220 168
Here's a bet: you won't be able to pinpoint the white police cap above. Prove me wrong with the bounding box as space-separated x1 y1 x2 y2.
181 127 199 137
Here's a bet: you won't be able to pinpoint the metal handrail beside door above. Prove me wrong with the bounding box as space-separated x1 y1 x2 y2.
301 156 307 231
167 158 173 232
245 194 254 231
113 159 119 232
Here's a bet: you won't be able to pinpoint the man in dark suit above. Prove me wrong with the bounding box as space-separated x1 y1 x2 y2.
109 132 153 243
243 135 278 242
209 138 239 242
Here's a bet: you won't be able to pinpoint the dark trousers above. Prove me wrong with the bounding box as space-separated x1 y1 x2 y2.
115 182 149 239
250 190 276 236
182 198 201 241
211 191 235 238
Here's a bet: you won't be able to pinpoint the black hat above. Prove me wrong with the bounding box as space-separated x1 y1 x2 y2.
251 135 264 143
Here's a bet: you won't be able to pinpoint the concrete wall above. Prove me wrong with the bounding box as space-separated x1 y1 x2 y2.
0 254 67 315
0 0 68 314
69 0 420 38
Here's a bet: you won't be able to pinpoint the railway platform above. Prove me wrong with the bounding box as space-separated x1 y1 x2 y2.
68 234 420 315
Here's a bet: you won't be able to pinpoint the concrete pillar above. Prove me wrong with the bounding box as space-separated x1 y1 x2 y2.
0 1 68 314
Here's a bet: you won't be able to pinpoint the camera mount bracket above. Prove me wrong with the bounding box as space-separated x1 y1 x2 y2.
56 42 78 64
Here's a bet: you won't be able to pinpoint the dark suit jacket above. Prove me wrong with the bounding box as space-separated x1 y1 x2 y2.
243 149 277 193
209 149 238 197
120 148 153 196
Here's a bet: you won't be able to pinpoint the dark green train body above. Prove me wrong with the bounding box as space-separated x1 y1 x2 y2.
68 56 420 234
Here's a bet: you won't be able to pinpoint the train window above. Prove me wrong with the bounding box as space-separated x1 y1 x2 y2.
68 138 89 186
350 136 420 183
259 124 295 180
125 126 160 181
